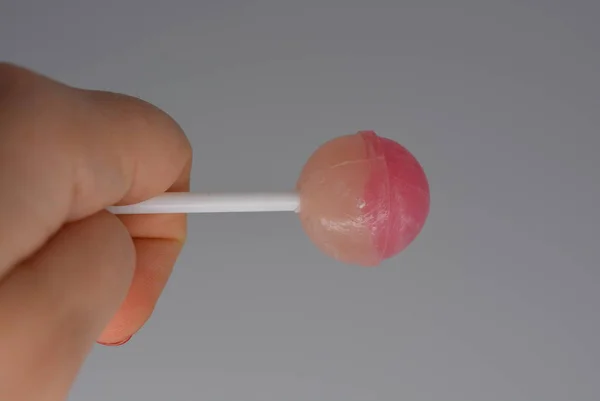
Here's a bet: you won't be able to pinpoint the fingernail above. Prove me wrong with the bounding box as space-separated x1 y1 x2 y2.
97 335 132 347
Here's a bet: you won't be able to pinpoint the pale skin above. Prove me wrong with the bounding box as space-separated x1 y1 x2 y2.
0 63 193 400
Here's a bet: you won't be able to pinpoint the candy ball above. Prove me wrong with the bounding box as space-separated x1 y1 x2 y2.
296 130 430 266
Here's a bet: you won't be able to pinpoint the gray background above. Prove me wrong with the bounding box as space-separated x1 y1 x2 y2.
2 1 599 400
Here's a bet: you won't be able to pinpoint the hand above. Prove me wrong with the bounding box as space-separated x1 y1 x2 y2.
0 63 192 400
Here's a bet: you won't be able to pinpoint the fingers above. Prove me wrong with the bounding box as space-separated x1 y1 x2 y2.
97 161 192 345
0 62 192 278
0 211 135 401
0 62 192 347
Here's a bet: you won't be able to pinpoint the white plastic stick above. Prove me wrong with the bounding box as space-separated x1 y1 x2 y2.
106 192 300 214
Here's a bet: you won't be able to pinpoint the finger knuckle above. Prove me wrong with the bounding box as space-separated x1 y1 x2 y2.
0 64 65 131
0 63 44 103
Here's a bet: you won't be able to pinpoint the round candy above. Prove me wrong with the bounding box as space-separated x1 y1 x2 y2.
296 131 430 266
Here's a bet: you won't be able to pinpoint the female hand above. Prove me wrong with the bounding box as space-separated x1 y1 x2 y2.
0 63 192 400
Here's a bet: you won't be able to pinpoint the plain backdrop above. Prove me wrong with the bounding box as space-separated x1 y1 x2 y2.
2 1 599 400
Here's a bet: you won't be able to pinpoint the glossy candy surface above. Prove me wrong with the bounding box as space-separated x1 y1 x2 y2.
296 131 430 266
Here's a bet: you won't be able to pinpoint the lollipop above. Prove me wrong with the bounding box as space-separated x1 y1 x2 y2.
108 131 430 266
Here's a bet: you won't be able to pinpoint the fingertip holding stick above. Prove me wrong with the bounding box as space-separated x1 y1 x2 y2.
109 131 430 266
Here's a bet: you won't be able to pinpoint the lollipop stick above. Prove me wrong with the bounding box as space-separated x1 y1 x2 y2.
107 192 300 214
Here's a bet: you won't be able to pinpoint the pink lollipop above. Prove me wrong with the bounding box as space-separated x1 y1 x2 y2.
109 131 430 266
297 131 429 266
